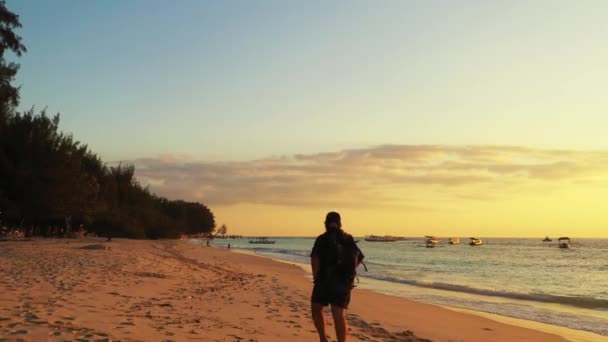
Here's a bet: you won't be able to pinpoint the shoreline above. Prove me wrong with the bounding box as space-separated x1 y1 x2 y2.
0 238 588 341
444 307 604 342
228 245 604 342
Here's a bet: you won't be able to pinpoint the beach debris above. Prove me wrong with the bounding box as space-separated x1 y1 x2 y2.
10 329 28 335
78 244 107 250
134 271 166 278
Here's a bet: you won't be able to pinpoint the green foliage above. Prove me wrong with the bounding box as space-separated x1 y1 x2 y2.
0 0 26 109
216 223 227 237
0 1 216 238
0 110 216 238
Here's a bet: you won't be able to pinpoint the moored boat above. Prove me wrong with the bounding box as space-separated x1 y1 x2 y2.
543 236 552 242
425 236 440 248
249 237 276 244
469 237 483 246
448 237 460 244
364 235 399 242
558 237 571 249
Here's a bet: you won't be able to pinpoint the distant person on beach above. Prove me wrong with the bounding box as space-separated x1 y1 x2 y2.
310 211 364 342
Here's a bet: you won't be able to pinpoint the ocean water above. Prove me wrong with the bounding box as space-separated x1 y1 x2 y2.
205 237 608 336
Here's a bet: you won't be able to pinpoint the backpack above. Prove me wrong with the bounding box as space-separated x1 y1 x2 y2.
325 230 366 288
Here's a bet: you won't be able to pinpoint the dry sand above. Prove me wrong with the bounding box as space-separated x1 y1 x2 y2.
0 239 570 341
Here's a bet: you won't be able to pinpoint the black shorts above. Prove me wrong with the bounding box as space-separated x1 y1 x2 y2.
311 280 352 309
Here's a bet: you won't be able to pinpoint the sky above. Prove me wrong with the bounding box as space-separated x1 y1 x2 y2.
9 0 608 237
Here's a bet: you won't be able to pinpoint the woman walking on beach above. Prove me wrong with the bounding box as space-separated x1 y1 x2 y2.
310 212 364 342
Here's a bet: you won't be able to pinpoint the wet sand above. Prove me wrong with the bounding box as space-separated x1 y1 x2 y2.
0 239 569 341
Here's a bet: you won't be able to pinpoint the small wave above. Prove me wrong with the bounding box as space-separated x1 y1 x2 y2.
363 274 608 309
237 246 311 258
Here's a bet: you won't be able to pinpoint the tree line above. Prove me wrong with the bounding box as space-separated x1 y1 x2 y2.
0 1 215 238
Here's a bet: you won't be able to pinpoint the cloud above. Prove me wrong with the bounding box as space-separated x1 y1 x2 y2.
126 145 608 208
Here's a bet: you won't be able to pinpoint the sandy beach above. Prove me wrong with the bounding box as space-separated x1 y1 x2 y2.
0 239 571 342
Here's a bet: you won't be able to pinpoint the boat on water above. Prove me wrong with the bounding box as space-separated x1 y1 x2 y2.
425 236 440 248
448 237 460 244
249 237 276 244
543 236 552 242
364 235 399 242
558 237 571 249
469 237 483 246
